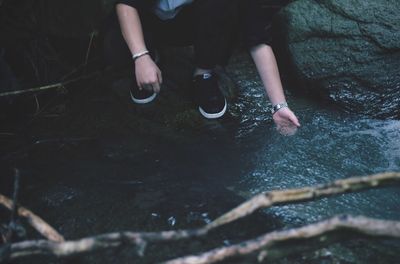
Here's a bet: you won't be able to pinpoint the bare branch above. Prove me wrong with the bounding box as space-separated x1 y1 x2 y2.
1 172 399 261
6 216 400 262
8 229 207 260
164 215 400 264
205 172 400 231
0 194 64 242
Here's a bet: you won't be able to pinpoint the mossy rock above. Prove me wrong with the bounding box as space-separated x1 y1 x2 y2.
275 0 400 118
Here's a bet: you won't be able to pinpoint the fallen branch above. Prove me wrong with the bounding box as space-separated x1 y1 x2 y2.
164 215 400 264
0 194 64 242
8 229 207 260
1 172 399 261
205 172 400 230
5 215 400 262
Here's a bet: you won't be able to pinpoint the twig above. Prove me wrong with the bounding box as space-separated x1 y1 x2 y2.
0 194 64 242
0 70 101 97
0 83 65 97
163 215 400 264
84 31 97 74
6 169 20 242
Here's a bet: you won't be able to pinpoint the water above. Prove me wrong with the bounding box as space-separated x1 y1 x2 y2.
1 52 399 263
227 54 400 225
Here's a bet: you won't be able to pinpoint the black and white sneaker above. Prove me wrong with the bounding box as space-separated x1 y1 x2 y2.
193 72 227 119
129 82 157 104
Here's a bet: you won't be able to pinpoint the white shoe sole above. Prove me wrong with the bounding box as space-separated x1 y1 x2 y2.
130 91 157 104
199 100 227 119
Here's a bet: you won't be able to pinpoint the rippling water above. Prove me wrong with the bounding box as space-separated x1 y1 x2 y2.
227 53 400 225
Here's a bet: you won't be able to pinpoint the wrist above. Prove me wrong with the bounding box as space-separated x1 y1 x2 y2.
271 102 288 115
132 50 150 62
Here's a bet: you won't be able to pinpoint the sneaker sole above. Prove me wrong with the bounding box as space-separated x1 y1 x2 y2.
130 91 157 104
199 100 227 119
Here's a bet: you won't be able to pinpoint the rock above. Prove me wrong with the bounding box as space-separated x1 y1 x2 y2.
274 0 400 118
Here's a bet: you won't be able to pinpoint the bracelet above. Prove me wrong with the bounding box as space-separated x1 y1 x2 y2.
271 102 288 115
132 50 150 62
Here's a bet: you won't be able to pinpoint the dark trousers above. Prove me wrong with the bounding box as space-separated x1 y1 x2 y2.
104 0 239 70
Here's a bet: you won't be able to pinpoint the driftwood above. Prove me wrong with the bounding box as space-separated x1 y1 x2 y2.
164 215 400 264
0 194 64 242
1 172 399 262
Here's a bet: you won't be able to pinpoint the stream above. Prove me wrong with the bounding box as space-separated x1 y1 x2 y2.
1 52 399 263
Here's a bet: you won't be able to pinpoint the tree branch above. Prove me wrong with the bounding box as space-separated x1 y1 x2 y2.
5 216 400 262
0 194 64 242
205 172 400 230
7 229 207 260
164 215 400 264
1 172 399 262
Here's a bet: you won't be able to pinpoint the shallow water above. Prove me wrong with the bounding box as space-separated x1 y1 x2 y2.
1 52 399 263
227 54 400 225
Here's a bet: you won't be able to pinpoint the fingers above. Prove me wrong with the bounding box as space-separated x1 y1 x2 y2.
157 69 163 85
137 80 143 91
152 82 161 94
152 70 162 93
134 58 162 93
273 109 301 132
289 114 301 127
137 77 161 93
277 108 301 127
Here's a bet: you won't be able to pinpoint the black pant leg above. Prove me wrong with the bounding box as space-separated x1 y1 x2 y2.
103 10 159 69
103 15 133 68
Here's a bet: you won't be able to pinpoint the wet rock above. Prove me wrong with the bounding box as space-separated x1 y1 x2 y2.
275 0 400 118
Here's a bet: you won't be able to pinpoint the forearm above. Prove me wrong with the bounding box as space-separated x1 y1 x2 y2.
250 44 286 106
116 3 147 55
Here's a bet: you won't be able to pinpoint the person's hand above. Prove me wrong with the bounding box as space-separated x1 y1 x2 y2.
273 107 301 136
134 55 163 93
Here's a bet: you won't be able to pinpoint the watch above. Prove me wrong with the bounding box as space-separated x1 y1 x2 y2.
271 102 288 115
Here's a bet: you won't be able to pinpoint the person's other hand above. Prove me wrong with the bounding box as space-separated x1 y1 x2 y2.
273 108 301 136
135 55 163 93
